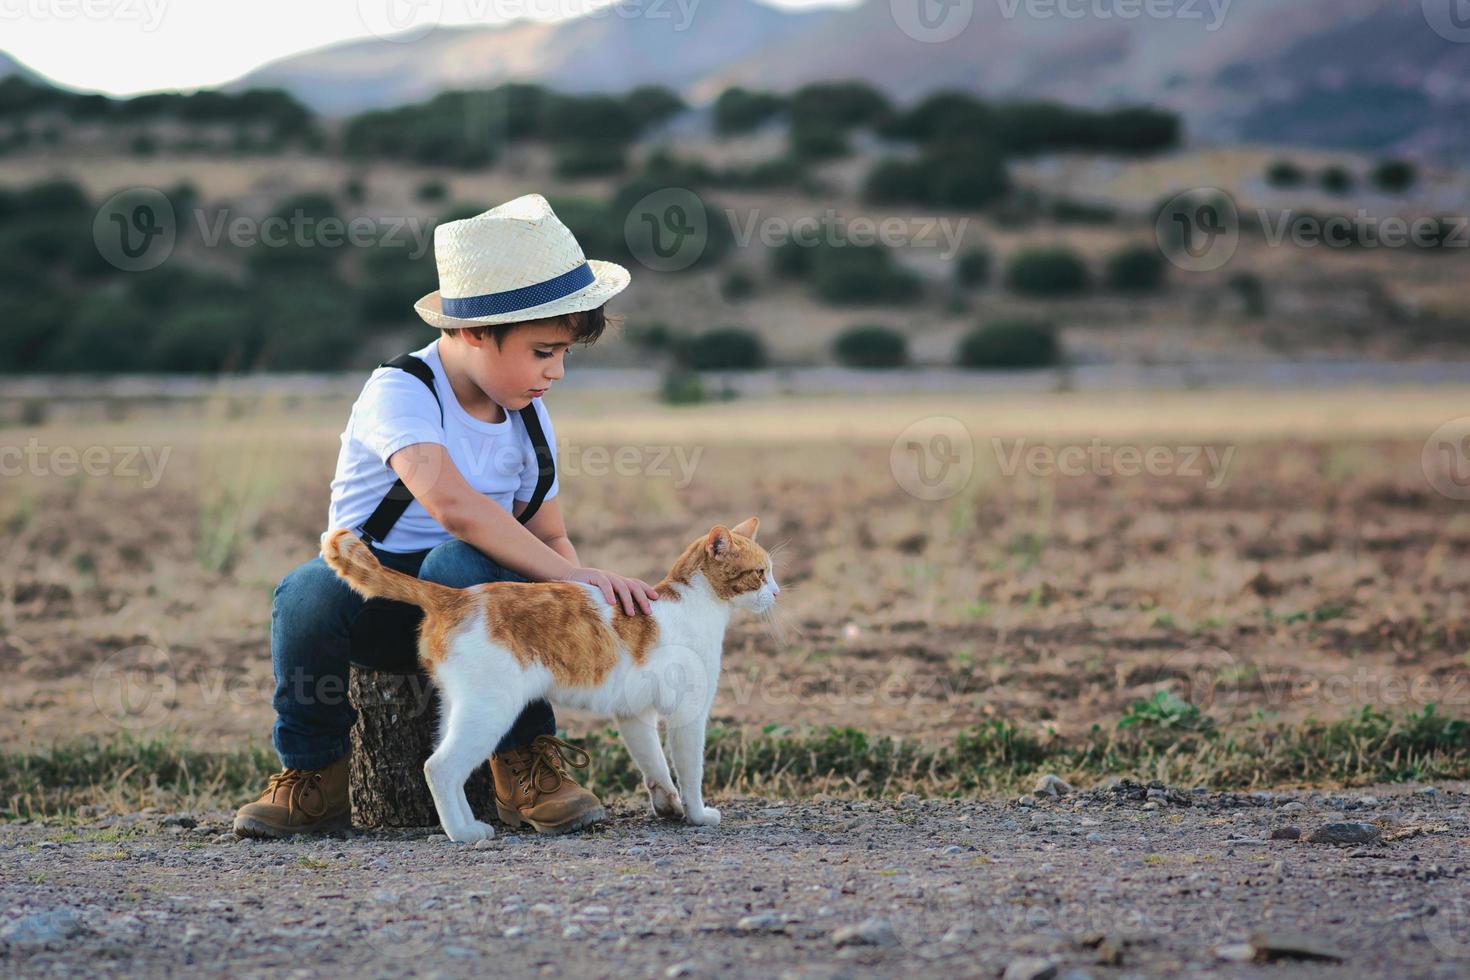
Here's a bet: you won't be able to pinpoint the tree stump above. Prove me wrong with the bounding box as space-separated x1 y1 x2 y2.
347 666 496 828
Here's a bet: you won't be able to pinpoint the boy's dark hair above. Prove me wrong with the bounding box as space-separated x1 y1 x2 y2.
439 305 621 348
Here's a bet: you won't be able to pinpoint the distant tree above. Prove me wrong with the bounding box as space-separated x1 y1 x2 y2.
833 324 908 368
1319 165 1355 196
1371 159 1417 194
713 87 786 135
1266 159 1306 188
1005 247 1090 297
1105 245 1167 293
959 319 1060 369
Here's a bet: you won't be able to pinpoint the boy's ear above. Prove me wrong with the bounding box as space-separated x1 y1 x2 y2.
731 517 759 540
705 525 733 560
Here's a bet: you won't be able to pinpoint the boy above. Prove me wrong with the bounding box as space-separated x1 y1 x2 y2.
234 194 657 838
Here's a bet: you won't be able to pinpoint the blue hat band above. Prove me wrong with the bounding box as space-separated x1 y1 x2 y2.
440 262 595 319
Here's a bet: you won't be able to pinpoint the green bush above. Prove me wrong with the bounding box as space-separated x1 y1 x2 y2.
1265 159 1305 188
1105 245 1166 293
955 247 991 288
1227 272 1267 318
720 270 757 303
680 327 766 371
415 179 447 202
713 87 786 135
1371 159 1417 194
958 319 1060 370
42 295 153 372
1005 247 1090 297
659 366 706 405
862 143 1008 208
553 141 627 178
148 306 259 372
626 320 676 351
811 243 922 305
1319 165 1355 196
833 325 908 369
789 122 849 161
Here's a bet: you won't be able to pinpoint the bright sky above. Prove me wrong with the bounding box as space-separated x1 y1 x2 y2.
1 0 857 97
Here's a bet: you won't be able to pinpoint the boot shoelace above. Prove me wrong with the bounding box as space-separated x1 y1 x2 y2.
507 736 591 796
265 768 329 819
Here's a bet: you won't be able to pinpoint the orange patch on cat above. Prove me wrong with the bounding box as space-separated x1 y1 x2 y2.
611 607 659 665
471 583 613 686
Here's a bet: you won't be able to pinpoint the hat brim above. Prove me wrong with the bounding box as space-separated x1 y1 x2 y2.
414 260 630 329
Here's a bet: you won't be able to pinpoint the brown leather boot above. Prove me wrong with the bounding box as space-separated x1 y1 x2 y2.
232 755 351 838
490 735 606 834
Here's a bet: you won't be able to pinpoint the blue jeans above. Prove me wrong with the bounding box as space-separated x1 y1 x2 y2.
270 537 556 769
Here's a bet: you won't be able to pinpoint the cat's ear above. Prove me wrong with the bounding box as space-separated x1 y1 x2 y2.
731 517 759 540
705 525 733 560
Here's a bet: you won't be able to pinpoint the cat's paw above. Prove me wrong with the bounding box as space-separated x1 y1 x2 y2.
445 820 496 844
648 783 684 821
686 807 721 828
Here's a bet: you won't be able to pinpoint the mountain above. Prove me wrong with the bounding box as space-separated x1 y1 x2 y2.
223 0 836 116
48 0 1470 160
0 50 46 85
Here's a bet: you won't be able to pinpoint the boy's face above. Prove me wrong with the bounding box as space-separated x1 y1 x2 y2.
457 320 576 411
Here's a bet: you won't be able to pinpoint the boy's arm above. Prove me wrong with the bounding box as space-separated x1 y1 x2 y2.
388 442 656 614
512 496 579 566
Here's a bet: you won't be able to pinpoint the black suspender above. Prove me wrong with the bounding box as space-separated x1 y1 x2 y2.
356 352 555 545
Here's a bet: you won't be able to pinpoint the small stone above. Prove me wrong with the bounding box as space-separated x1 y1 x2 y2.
943 845 964 854
1248 930 1345 963
1142 801 1159 812
1033 775 1072 798
737 912 784 932
161 814 197 828
1414 786 1440 798
665 961 698 978
502 926 525 939
1270 827 1301 841
1002 956 1059 980
473 839 495 850
1279 801 1306 813
1357 795 1379 808
1017 796 1036 809
1215 942 1256 962
562 924 587 940
1306 822 1379 846
501 835 524 846
899 794 922 809
1 908 86 948
832 916 899 948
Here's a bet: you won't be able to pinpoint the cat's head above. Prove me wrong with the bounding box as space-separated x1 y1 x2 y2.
671 516 780 612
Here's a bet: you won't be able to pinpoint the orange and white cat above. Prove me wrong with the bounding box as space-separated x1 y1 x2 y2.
321 517 779 843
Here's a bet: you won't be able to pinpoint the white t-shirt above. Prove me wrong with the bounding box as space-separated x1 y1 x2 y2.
326 338 559 554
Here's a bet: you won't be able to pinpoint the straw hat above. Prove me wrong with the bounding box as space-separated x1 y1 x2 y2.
413 193 630 329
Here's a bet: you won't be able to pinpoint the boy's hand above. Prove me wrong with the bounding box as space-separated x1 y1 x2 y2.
564 567 658 615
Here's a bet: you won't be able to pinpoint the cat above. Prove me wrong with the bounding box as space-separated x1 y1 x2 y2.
321 517 779 843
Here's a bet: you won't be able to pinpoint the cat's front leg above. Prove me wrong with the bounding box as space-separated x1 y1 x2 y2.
666 712 719 827
616 712 683 821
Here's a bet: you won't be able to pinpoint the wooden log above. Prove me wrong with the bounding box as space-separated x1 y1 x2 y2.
347 665 496 828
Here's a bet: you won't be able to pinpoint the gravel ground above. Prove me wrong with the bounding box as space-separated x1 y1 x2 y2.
3 781 1470 979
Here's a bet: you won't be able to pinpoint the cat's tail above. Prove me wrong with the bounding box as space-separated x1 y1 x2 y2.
320 528 459 613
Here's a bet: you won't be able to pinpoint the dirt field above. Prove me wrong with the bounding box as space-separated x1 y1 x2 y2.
4 783 1469 978
3 384 1469 758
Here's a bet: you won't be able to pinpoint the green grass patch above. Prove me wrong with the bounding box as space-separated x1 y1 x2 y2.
2 705 1467 821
